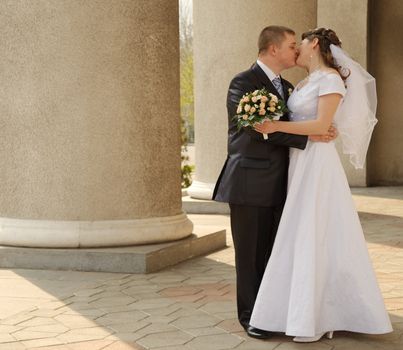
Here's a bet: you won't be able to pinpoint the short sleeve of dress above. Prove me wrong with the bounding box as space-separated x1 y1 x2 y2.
318 73 346 97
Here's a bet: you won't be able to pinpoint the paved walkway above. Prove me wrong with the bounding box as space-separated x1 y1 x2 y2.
0 187 402 350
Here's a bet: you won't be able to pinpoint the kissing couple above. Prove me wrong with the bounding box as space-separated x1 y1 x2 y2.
213 25 392 342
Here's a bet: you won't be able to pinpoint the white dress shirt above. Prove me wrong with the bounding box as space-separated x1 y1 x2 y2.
256 59 280 82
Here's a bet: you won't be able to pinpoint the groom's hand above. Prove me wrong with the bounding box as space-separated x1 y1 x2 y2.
309 125 338 143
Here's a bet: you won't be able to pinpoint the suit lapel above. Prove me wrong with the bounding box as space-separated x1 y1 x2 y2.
279 76 291 121
280 76 290 103
251 63 283 101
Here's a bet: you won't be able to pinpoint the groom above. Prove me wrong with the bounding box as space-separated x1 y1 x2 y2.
213 26 335 339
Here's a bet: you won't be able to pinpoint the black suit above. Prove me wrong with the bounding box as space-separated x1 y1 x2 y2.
213 63 308 329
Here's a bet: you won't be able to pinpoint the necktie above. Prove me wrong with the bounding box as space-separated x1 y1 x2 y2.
272 76 284 99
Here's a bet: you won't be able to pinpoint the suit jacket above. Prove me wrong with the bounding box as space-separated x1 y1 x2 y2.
213 63 308 207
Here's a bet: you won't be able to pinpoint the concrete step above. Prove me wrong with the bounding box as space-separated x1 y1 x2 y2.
0 225 226 274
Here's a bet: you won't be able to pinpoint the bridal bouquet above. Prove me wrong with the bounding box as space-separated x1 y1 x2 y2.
233 88 288 139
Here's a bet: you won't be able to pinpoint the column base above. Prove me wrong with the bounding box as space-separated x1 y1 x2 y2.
0 226 226 273
182 196 230 215
187 180 215 200
0 213 193 248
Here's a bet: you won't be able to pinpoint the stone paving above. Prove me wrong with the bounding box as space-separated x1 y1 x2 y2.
0 187 402 350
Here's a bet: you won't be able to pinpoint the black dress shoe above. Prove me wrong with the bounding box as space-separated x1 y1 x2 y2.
246 326 273 339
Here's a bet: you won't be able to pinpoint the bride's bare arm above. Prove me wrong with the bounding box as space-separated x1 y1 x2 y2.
255 93 343 136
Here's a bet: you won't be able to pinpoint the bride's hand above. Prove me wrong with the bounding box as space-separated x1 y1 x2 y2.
309 125 339 142
254 120 278 134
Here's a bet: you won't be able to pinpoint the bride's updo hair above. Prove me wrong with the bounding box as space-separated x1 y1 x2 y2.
302 28 349 80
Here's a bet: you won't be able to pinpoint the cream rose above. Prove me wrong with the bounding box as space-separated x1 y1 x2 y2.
244 104 251 112
250 107 256 114
242 114 248 120
261 96 268 103
251 96 258 103
237 105 242 114
269 106 276 112
259 109 266 116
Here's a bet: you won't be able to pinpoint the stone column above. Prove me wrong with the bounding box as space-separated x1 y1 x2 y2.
317 0 369 186
189 0 317 199
368 0 403 185
0 0 193 248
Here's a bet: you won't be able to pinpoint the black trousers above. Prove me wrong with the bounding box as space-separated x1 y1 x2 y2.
229 203 283 329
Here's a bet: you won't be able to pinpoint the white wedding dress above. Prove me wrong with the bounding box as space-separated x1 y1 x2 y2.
249 70 392 337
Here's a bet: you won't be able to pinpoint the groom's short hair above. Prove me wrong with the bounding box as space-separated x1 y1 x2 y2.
258 26 295 54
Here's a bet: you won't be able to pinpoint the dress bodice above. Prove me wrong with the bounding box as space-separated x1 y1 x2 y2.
287 70 346 122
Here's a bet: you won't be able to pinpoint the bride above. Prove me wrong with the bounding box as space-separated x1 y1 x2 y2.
250 28 392 342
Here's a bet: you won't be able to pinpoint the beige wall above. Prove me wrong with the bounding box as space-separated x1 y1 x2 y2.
192 0 317 193
368 0 403 185
0 0 182 220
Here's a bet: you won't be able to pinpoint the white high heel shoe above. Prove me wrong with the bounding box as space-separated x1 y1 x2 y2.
293 331 334 343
